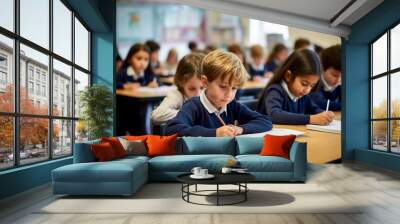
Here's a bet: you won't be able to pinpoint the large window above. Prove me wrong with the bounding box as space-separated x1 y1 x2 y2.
370 23 400 153
0 0 91 171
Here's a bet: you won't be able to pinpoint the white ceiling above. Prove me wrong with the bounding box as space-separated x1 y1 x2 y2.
226 0 352 23
163 0 384 38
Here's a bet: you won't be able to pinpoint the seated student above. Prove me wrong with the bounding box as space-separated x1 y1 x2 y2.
116 43 157 89
227 43 249 72
162 48 178 76
249 44 268 80
151 52 205 124
310 45 341 111
145 40 164 77
294 38 311 50
166 50 272 137
257 49 335 125
265 43 288 73
188 41 198 53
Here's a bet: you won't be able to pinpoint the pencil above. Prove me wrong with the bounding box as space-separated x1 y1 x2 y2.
325 99 330 112
215 112 226 126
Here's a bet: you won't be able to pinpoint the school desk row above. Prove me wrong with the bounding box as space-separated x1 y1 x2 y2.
116 83 341 164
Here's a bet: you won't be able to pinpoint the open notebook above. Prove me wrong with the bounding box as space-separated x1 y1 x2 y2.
306 120 341 134
240 128 304 137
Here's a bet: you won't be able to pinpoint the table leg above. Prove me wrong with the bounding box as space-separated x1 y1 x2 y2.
217 184 219 206
245 183 247 201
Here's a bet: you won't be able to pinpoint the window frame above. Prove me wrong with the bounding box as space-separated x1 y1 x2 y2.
370 20 400 154
0 0 92 171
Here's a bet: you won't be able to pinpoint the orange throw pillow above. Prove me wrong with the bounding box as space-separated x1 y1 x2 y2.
146 134 177 157
259 134 296 159
101 137 126 158
91 142 117 162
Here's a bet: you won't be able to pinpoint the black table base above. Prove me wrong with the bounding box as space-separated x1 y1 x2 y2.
181 183 249 206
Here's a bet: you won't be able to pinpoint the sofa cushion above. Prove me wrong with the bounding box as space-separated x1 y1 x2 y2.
101 137 126 158
147 134 177 157
260 134 296 159
178 137 235 155
236 155 293 172
148 154 235 172
91 142 118 162
235 137 263 155
52 158 147 183
118 138 147 156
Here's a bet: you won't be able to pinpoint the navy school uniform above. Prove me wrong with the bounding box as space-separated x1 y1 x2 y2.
310 82 341 111
248 63 267 80
116 66 156 89
166 97 272 137
257 83 323 125
265 60 278 72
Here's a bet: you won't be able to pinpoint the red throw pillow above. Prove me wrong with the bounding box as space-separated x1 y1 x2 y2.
146 134 177 157
259 134 296 159
91 142 117 162
101 137 126 158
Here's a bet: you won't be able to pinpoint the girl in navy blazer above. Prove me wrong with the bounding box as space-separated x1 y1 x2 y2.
257 49 335 125
116 43 158 89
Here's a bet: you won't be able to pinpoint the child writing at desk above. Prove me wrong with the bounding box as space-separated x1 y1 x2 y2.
257 49 335 125
116 43 158 90
310 45 342 111
166 50 272 137
151 52 205 124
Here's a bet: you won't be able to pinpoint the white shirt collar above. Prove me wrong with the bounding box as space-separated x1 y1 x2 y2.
200 89 227 115
281 81 299 102
250 62 264 71
321 74 340 92
127 66 144 78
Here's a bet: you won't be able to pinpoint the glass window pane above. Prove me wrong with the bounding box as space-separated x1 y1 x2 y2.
0 35 14 113
391 24 400 70
75 120 88 143
372 121 388 151
75 18 89 70
53 0 72 60
391 72 400 118
53 119 72 158
0 0 14 31
53 59 72 117
392 120 400 153
20 44 49 115
372 76 387 119
20 0 49 49
0 116 14 170
20 117 49 165
74 69 89 118
372 33 387 76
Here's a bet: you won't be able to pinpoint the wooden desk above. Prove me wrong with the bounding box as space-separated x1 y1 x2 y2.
116 86 172 100
241 80 267 90
275 112 342 164
116 86 174 135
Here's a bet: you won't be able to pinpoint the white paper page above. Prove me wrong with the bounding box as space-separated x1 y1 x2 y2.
239 128 304 137
306 120 341 134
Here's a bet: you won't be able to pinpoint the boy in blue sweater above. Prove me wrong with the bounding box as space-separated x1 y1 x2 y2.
166 50 272 137
310 45 342 111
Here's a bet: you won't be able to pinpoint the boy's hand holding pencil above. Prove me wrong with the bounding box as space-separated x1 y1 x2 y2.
215 114 243 136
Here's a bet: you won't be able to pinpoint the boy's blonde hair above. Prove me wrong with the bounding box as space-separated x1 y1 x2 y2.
250 44 264 58
201 50 249 86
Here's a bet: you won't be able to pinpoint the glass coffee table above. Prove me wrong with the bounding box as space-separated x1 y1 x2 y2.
177 172 255 206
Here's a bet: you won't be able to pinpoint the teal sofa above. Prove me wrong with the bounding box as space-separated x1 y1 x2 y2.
52 137 307 196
